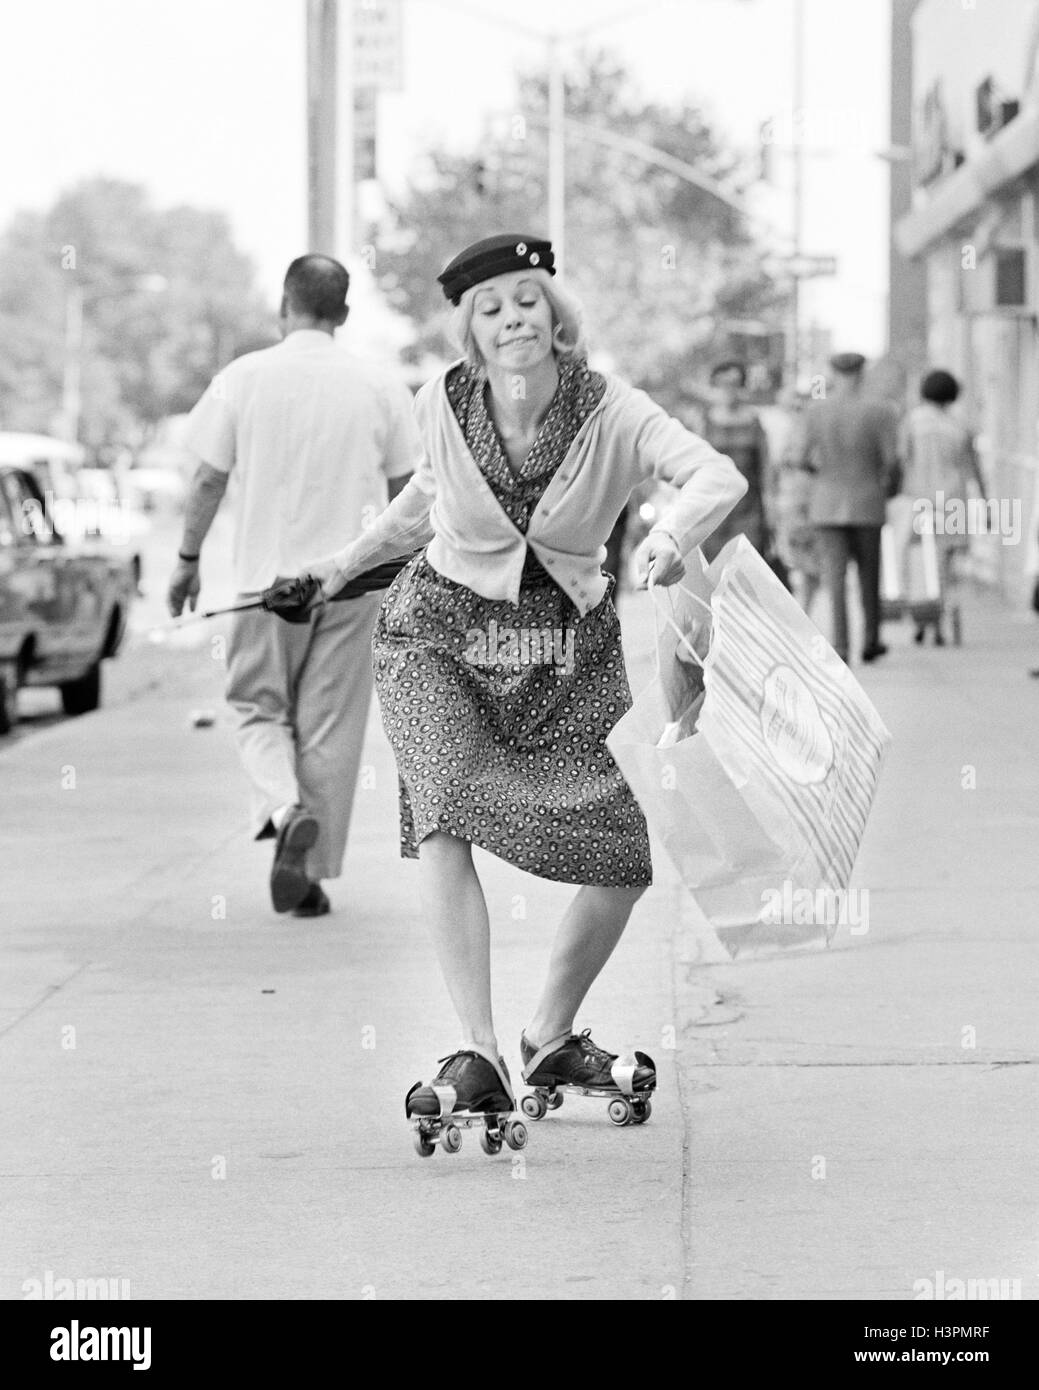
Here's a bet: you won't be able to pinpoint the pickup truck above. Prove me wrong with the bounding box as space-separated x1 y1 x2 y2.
0 465 137 734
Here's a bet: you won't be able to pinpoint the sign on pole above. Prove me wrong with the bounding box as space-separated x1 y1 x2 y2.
353 0 403 90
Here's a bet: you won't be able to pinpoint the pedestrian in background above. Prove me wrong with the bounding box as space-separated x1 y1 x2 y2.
167 254 420 917
699 360 770 564
798 351 900 664
769 386 820 614
894 368 987 645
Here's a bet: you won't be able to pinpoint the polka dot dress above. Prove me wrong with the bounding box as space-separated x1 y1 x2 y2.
372 356 652 887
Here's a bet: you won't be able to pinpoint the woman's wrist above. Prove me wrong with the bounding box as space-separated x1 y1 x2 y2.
648 525 681 552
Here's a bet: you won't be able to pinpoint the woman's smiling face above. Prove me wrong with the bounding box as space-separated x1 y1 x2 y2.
468 272 554 372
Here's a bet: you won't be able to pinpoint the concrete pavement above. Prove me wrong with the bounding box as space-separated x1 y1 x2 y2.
1 582 1037 1300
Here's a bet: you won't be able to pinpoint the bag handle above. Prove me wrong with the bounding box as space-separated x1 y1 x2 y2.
648 570 712 670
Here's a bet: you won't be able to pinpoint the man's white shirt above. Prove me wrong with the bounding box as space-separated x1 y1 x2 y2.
183 329 421 593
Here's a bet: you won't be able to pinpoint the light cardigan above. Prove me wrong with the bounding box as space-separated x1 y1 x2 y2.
320 362 747 617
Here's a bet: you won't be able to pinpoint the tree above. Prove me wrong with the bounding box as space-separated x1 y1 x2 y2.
0 178 275 447
370 49 789 413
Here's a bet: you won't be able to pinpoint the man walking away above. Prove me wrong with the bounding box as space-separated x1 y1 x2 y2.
167 255 420 916
799 352 899 664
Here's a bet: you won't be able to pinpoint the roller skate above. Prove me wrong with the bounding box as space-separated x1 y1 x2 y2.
520 1027 656 1127
405 1043 529 1159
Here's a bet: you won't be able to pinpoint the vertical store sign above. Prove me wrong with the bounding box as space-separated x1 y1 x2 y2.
353 0 404 180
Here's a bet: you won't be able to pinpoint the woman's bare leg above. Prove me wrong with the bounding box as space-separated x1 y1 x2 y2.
416 831 497 1052
525 884 646 1047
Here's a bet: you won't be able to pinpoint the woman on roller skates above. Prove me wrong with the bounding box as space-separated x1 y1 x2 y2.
300 235 746 1155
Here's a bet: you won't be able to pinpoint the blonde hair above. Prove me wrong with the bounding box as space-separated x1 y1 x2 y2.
451 268 587 366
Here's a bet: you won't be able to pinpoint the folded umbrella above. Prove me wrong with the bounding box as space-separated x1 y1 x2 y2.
264 554 420 623
152 553 420 634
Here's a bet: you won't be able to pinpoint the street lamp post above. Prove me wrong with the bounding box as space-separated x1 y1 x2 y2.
429 0 668 271
60 284 85 446
59 275 168 445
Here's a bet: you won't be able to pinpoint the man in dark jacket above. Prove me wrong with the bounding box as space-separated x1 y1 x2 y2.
799 352 899 664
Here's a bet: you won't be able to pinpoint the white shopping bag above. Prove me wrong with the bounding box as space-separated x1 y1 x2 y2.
883 497 940 606
608 537 891 956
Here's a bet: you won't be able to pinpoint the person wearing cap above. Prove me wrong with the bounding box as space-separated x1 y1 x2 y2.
167 255 421 918
301 234 747 1134
798 351 900 664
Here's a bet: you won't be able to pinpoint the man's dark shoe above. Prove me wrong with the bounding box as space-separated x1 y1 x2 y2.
291 883 330 918
270 808 319 913
861 643 889 663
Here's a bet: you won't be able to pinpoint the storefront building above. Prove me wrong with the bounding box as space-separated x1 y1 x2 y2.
896 0 1039 595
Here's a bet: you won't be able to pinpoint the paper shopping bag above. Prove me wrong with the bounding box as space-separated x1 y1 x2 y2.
608 536 891 955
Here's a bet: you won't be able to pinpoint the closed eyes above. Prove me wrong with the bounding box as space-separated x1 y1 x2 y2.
477 298 539 316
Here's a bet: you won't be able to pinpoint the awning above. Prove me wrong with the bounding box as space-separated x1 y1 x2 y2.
896 107 1039 258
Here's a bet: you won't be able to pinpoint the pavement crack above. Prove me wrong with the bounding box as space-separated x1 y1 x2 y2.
0 963 94 1041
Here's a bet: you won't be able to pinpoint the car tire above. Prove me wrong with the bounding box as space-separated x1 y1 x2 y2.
60 662 102 716
0 664 19 735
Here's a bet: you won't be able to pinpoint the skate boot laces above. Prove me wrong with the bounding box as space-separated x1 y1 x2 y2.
574 1028 616 1067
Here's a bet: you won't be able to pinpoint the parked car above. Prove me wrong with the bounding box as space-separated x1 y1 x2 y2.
0 433 147 589
0 465 137 734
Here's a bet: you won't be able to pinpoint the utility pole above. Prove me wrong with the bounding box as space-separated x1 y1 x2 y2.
788 0 805 388
307 0 336 255
547 34 565 275
306 0 353 261
336 0 354 263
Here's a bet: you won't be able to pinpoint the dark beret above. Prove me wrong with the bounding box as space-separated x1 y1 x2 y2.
437 234 555 304
829 352 867 374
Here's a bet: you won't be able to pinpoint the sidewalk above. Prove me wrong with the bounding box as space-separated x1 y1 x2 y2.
0 596 684 1301
676 587 1039 1300
1 585 1036 1300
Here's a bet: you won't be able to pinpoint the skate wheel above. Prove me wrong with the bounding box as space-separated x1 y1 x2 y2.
502 1119 528 1151
440 1123 462 1154
546 1091 564 1111
479 1126 503 1156
608 1097 633 1127
631 1098 652 1124
521 1092 547 1121
414 1131 436 1158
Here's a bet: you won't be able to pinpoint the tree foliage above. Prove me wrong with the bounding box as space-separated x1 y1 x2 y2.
0 178 274 447
372 50 788 413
